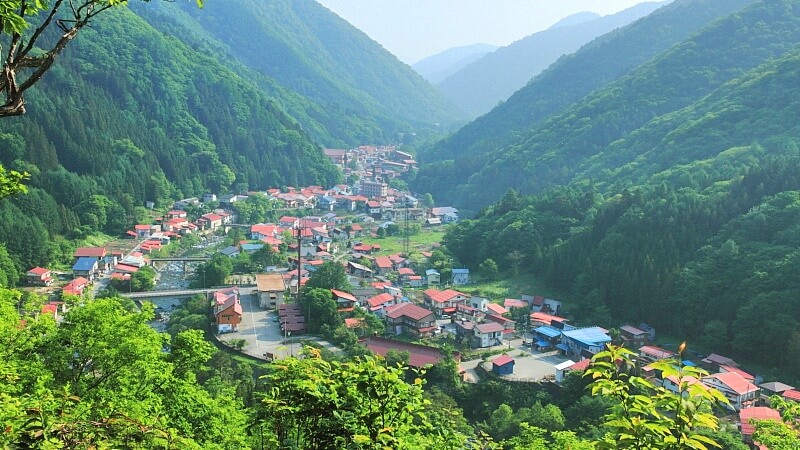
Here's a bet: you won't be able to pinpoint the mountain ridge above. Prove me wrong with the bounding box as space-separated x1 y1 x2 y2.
435 1 668 118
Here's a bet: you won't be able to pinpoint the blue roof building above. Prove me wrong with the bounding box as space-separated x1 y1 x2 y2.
241 243 265 253
533 325 562 350
451 268 470 285
559 327 611 359
72 257 99 279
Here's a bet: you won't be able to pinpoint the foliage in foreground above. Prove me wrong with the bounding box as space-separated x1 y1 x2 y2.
586 345 728 450
0 289 247 448
256 349 468 449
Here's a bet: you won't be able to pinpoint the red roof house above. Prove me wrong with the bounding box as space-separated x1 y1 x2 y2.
702 372 759 411
26 267 53 286
362 336 457 368
739 407 781 443
385 303 437 337
423 289 468 315
331 289 357 312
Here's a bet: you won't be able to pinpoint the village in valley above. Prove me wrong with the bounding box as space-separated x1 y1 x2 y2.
24 144 795 448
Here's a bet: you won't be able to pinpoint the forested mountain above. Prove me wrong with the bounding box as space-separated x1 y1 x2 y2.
415 0 790 211
439 0 800 374
134 0 464 146
435 1 668 118
0 0 466 281
412 44 498 84
416 0 756 208
0 7 343 276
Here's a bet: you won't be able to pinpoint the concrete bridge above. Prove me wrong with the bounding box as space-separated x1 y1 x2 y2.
120 288 221 299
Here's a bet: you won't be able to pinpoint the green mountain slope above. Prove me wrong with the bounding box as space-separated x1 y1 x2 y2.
441 42 800 373
0 8 340 273
416 0 796 212
416 0 755 203
436 1 667 118
134 0 464 146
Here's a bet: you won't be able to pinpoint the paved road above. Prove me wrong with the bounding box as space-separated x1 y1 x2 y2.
217 289 339 360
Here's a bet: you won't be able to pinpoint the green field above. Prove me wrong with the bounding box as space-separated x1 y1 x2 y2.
456 273 568 303
358 227 446 257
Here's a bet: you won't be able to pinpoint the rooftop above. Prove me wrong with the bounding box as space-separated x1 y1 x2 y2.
486 303 508 315
475 322 505 334
703 372 758 396
385 303 434 321
72 257 98 271
362 337 451 368
367 292 395 308
331 289 357 302
702 353 738 367
639 345 675 360
256 273 285 292
620 325 648 336
562 327 611 347
424 289 467 304
739 407 780 437
492 355 514 367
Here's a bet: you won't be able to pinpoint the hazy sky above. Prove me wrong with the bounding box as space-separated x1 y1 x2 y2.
316 0 652 64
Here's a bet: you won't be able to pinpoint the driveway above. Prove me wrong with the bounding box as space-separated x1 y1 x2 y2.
482 348 570 382
218 288 338 360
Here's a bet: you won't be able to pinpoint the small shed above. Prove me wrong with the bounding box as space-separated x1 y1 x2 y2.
554 360 577 383
452 268 470 285
492 355 515 376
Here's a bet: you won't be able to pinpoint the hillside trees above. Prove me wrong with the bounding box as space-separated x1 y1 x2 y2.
0 291 248 448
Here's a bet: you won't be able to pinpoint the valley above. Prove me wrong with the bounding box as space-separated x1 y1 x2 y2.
1 0 799 448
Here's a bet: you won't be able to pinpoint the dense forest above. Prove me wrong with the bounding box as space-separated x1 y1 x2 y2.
0 7 343 281
0 0 464 284
439 8 800 376
133 0 464 147
414 0 757 211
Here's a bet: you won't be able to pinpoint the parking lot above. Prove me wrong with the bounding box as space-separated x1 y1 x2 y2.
483 349 570 382
217 289 339 360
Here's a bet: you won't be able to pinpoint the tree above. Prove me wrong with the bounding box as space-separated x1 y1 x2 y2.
0 0 203 117
298 287 341 335
0 292 248 448
502 423 595 450
257 349 460 449
421 193 435 208
251 245 282 269
169 328 214 380
586 345 729 449
130 265 156 291
193 253 233 288
507 250 525 277
0 164 27 198
304 260 350 291
479 258 499 280
751 396 800 449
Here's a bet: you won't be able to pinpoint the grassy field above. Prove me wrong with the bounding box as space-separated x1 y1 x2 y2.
455 273 569 303
358 227 446 257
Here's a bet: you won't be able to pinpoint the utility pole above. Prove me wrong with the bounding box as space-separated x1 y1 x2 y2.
295 220 306 332
403 200 410 256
